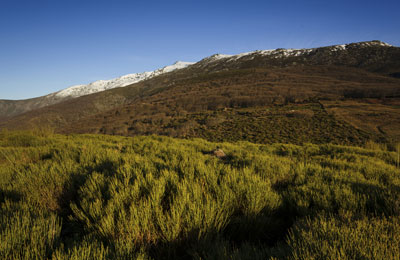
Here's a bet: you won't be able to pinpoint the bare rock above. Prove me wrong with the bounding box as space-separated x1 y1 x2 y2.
213 148 226 158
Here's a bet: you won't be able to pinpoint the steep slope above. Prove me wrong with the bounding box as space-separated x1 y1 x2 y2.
1 41 400 145
0 61 194 118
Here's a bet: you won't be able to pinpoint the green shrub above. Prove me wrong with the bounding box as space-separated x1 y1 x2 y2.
288 214 400 260
0 131 399 258
0 200 61 260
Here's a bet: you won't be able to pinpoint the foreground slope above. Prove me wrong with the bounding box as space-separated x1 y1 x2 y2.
0 131 399 259
1 41 400 145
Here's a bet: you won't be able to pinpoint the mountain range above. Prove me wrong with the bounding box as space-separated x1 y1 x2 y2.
0 61 194 119
1 40 400 145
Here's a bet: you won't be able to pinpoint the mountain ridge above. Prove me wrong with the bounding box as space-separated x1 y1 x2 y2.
200 40 393 63
51 61 195 98
0 61 195 118
2 40 395 103
1 40 400 145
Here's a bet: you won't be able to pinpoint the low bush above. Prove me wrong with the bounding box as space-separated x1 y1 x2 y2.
0 131 399 259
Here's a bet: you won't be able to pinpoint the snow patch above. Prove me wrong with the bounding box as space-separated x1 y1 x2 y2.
201 40 393 65
353 40 393 47
205 54 234 62
52 40 394 99
330 45 346 51
203 47 315 62
54 61 194 98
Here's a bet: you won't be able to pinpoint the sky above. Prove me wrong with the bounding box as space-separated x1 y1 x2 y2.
0 0 399 100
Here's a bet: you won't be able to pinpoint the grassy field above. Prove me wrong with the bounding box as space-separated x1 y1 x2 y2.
1 130 400 259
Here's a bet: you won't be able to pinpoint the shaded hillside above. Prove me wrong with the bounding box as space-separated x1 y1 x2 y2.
1 41 400 145
0 95 68 118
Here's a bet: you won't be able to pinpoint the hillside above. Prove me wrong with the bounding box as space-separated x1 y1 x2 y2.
1 41 400 145
1 131 399 259
190 40 400 75
0 61 194 119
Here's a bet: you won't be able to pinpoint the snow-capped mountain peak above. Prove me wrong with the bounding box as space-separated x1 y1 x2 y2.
51 41 393 99
153 61 195 74
200 40 394 64
53 61 195 98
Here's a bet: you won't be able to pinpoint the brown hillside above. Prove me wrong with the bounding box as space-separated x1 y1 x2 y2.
1 41 400 145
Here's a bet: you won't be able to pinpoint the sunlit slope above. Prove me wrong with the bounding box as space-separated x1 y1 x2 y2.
1 131 399 259
1 41 400 145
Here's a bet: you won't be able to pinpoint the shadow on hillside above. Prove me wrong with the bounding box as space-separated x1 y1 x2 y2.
86 159 120 177
148 204 297 260
347 181 400 216
49 155 400 258
0 188 22 203
139 182 309 260
56 159 120 250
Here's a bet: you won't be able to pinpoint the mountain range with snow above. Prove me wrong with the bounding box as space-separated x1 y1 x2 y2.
49 40 387 100
201 40 393 63
51 61 194 99
0 61 195 119
0 40 399 121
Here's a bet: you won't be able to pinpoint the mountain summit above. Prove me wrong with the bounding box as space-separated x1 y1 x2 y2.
200 41 392 61
193 40 397 72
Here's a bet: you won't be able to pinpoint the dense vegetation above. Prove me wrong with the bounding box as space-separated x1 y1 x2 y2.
1 130 400 259
90 103 376 146
2 65 400 146
60 67 399 145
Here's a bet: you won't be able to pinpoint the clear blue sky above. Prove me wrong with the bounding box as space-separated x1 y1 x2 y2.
1 0 399 100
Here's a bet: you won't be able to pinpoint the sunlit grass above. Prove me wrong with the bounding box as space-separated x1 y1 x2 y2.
0 130 399 259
